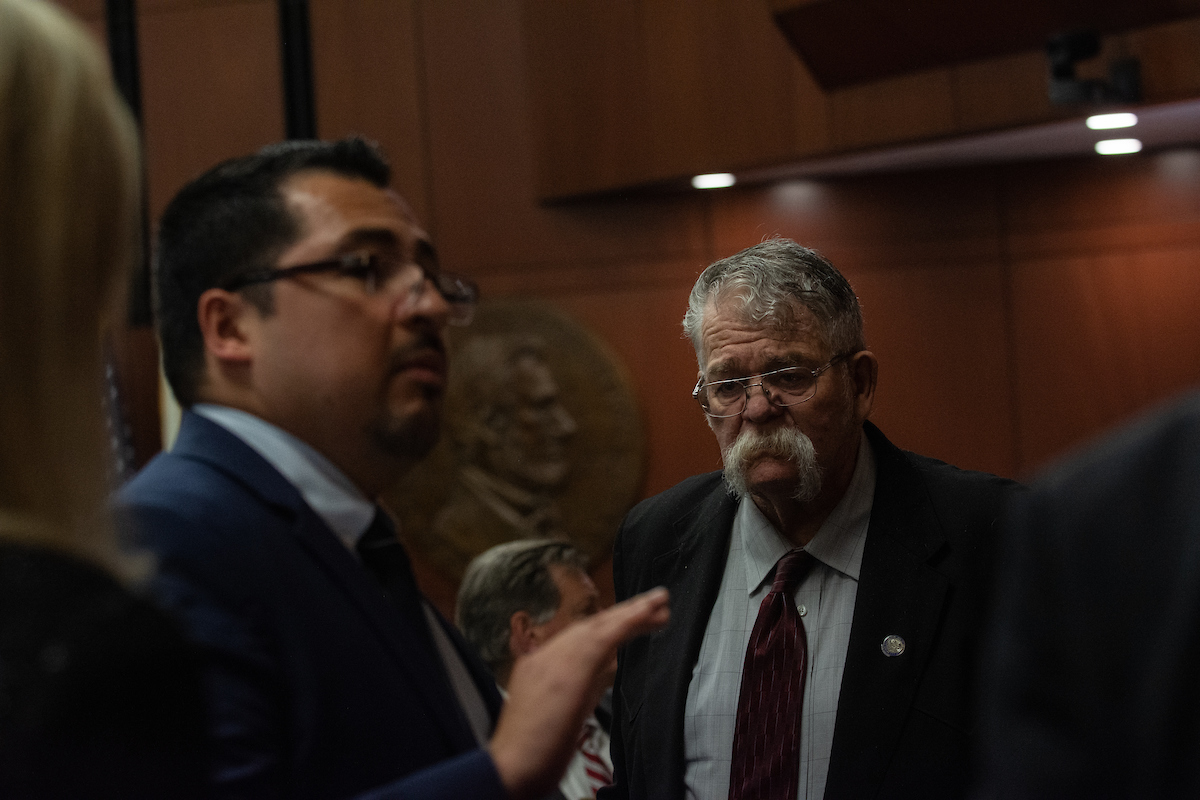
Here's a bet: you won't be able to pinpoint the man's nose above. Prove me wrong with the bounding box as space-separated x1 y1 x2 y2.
554 406 578 437
741 381 782 423
393 276 451 327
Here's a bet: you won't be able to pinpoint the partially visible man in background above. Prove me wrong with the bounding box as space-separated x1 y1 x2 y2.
459 539 613 800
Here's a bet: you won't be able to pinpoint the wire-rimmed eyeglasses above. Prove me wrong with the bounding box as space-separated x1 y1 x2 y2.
220 250 479 326
692 352 855 418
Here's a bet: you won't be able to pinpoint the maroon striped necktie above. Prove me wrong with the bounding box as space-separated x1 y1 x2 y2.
728 548 812 800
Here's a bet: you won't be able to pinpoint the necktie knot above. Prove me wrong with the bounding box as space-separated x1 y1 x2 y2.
770 548 810 595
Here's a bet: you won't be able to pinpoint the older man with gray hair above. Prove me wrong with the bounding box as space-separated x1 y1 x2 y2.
459 539 612 800
601 238 1021 800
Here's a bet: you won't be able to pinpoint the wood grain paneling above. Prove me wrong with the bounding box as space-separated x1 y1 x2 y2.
309 0 432 225
417 0 709 277
952 52 1059 131
1007 149 1200 470
1130 18 1200 100
831 70 959 151
525 0 827 199
138 1 284 219
525 0 1200 201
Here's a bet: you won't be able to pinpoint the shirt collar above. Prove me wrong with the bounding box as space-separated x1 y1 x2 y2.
191 404 376 550
737 429 876 595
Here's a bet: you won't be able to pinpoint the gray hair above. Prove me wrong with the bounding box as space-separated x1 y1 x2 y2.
455 538 589 675
682 238 865 366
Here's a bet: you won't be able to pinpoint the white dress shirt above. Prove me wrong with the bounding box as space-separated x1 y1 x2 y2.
683 432 876 800
191 404 492 744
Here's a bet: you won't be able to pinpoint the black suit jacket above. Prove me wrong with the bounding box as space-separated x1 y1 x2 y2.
603 422 1019 800
0 543 208 799
977 391 1200 798
117 411 506 800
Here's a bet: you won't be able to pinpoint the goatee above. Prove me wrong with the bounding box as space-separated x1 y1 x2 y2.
722 427 822 503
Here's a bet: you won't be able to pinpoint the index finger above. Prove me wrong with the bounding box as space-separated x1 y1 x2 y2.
585 586 670 648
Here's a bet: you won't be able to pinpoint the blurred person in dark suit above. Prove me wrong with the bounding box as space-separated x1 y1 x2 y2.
976 391 1200 799
0 1 207 796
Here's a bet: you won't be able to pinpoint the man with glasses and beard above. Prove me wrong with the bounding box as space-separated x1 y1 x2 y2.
118 138 668 800
600 239 1019 800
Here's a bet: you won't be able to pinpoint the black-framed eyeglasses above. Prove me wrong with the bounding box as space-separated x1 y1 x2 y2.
220 251 478 326
692 352 856 418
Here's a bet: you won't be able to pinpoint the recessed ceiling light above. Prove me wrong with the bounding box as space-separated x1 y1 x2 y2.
1095 138 1143 155
691 173 736 189
1086 112 1138 130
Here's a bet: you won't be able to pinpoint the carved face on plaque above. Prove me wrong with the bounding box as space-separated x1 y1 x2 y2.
447 336 577 495
384 299 643 581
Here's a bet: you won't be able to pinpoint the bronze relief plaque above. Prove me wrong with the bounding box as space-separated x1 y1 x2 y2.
384 298 645 581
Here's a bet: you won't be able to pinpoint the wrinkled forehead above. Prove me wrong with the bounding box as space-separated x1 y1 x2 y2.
699 290 830 359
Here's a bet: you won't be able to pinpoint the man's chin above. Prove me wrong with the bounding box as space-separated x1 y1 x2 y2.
371 405 441 464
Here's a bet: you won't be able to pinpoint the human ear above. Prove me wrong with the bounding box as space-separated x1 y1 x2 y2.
508 610 538 658
197 288 255 365
849 350 878 421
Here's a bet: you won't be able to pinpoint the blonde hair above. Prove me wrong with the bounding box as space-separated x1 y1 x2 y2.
0 0 142 573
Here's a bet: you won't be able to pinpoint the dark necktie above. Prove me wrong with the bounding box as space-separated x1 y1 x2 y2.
355 507 435 651
728 548 813 800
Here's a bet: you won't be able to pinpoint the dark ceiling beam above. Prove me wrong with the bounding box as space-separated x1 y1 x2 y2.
771 0 1200 89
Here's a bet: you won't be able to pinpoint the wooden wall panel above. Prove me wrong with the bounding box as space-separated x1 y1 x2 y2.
524 0 825 198
1007 149 1200 470
138 1 284 219
952 52 1057 131
309 0 432 225
417 0 709 278
830 70 958 151
525 0 1200 200
1129 18 1200 100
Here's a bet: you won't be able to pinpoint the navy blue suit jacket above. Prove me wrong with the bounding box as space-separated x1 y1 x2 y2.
602 423 1021 800
117 411 506 800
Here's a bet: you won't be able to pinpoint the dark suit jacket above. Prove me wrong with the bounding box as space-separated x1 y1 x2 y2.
976 391 1200 799
602 422 1019 800
0 543 208 799
116 411 506 800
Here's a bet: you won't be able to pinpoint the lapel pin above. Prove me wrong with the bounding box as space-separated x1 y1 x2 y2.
881 635 906 657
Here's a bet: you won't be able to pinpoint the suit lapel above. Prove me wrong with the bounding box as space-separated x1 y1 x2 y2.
825 424 951 799
171 411 480 754
637 479 737 800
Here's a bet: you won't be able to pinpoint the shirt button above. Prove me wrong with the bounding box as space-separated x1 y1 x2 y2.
796 604 807 617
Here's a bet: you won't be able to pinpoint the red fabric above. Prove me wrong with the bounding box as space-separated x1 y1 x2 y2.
728 549 811 800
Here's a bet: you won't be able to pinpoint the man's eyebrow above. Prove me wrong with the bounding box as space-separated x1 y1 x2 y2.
707 353 819 378
337 228 400 252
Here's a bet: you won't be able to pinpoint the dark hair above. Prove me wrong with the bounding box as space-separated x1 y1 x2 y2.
455 539 589 676
153 137 391 407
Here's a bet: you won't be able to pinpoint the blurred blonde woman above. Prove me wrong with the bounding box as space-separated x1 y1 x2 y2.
0 1 206 795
